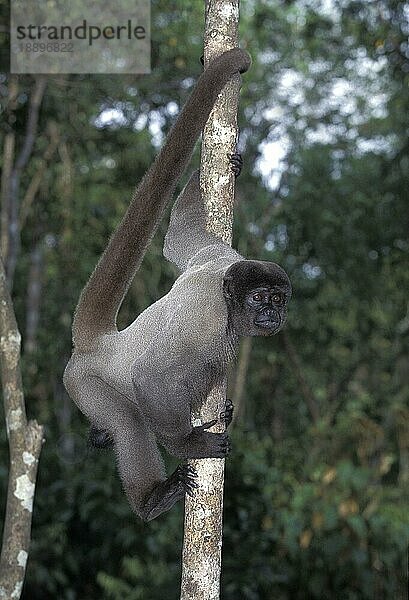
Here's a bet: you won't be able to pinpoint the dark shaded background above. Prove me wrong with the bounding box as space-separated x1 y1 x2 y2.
1 1 408 598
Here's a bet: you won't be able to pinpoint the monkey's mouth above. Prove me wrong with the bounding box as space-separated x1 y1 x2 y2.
254 311 281 333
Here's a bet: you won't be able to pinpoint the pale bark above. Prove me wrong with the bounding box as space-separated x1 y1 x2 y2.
180 1 242 598
0 258 44 599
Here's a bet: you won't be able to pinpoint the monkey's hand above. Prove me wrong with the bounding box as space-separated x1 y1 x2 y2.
88 425 114 449
229 152 243 178
220 398 234 428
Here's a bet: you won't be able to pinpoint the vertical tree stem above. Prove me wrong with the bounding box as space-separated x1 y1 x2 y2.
180 1 241 598
232 337 253 425
6 76 47 289
0 258 44 599
0 133 15 263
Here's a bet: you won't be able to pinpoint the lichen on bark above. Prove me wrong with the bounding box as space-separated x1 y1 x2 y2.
0 259 44 599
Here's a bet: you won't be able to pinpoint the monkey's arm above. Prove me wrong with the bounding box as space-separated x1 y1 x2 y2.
163 170 242 272
72 49 251 349
131 313 230 459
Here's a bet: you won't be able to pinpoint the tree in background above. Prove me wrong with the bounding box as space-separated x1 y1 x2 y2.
0 0 408 598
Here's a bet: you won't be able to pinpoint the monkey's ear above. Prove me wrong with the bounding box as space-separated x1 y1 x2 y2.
200 55 204 67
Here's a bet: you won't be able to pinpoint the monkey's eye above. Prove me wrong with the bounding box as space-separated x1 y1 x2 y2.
272 293 282 304
252 292 262 302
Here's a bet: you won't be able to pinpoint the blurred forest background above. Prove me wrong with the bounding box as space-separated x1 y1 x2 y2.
1 0 409 598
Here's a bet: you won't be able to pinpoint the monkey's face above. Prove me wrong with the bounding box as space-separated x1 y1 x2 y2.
223 260 291 337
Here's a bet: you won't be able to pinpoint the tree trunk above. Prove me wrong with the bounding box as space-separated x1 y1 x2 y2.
0 258 44 599
180 1 242 598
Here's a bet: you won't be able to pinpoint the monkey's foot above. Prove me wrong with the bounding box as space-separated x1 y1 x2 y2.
143 464 198 521
187 421 231 458
161 421 231 459
88 425 114 449
229 152 243 177
220 398 234 428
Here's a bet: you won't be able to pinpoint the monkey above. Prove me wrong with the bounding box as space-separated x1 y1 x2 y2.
63 48 292 522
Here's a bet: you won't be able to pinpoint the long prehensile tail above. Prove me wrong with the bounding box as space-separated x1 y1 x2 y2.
72 48 251 349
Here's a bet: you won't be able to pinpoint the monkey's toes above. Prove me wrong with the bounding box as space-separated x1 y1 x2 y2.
201 419 218 431
177 464 199 497
178 464 198 481
216 432 231 456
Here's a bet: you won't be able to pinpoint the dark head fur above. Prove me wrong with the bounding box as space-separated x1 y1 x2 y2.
223 260 292 336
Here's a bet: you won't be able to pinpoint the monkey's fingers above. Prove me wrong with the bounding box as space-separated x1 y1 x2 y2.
218 432 231 455
220 440 231 454
201 419 218 431
228 152 243 177
88 425 114 449
220 398 234 427
184 484 196 498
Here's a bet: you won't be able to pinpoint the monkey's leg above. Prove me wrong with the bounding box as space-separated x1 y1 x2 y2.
65 372 195 520
113 414 199 521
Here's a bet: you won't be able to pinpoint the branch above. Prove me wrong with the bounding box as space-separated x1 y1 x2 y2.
24 240 44 355
282 330 320 424
324 361 362 426
231 336 252 425
6 76 47 288
0 76 19 261
0 133 15 261
180 1 241 598
19 121 60 230
0 258 44 599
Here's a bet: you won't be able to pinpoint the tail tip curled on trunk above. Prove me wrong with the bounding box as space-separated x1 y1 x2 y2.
210 47 252 76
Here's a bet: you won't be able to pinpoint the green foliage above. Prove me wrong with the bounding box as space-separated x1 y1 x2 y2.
94 433 408 599
0 0 408 598
221 434 409 599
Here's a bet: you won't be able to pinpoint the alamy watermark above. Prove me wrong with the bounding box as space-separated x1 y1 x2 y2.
10 0 150 74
